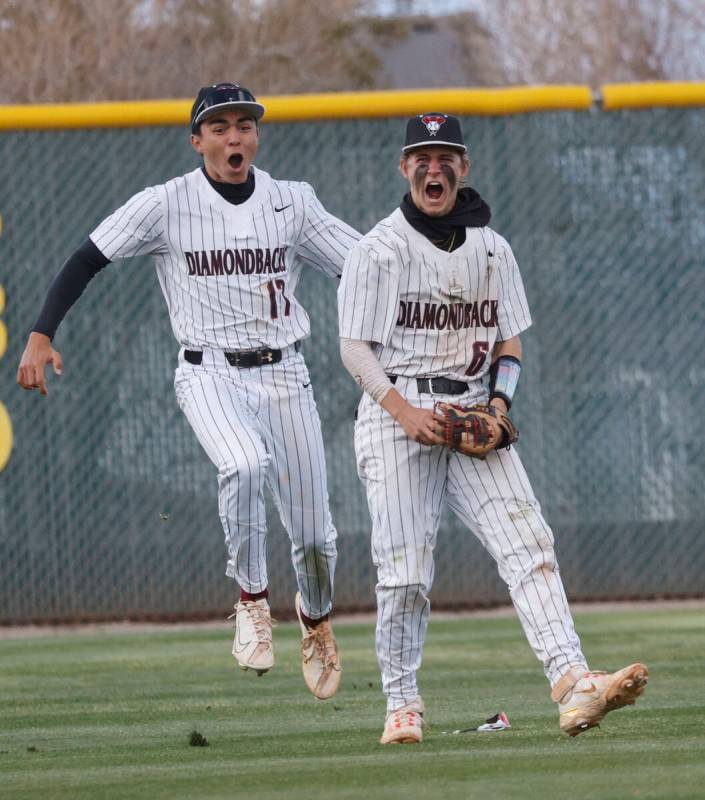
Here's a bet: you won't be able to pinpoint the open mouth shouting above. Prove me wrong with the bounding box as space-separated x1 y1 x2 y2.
228 153 244 170
402 146 468 217
418 176 450 214
425 180 444 201
411 163 460 215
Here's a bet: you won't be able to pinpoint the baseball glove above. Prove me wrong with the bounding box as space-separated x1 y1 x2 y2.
434 402 519 459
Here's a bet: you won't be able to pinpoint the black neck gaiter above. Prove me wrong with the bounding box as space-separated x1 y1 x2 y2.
201 166 255 204
400 187 491 251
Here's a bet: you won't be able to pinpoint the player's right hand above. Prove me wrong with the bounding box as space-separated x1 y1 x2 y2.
396 404 444 446
17 332 63 397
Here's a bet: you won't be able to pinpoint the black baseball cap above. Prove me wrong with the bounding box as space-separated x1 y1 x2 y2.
402 113 467 154
191 83 265 132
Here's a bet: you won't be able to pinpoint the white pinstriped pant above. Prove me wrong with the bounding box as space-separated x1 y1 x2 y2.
174 345 337 619
354 378 587 710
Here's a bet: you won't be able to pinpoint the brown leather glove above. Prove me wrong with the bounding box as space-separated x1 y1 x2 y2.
433 402 519 459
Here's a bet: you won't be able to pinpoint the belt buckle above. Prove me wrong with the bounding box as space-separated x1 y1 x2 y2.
429 377 456 396
259 350 274 365
431 379 447 396
423 377 440 396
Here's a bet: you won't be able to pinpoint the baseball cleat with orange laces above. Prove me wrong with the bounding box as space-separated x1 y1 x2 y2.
552 663 649 736
380 696 425 744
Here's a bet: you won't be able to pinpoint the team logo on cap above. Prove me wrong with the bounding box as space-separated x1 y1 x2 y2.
421 114 447 136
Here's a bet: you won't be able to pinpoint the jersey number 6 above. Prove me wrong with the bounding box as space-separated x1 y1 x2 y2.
266 279 291 319
465 341 489 376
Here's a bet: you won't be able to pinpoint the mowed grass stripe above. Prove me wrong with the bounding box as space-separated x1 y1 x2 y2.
1 607 704 800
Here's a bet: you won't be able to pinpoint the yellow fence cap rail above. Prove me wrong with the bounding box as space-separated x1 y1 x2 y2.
0 86 592 131
0 100 191 131
601 82 705 110
262 86 592 120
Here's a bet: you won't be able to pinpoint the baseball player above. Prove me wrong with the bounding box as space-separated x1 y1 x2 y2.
337 113 648 743
17 82 360 700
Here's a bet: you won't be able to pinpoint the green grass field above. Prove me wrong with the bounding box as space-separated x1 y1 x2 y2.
2 605 704 800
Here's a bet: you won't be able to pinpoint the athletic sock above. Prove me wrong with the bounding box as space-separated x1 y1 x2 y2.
300 611 329 628
240 588 269 602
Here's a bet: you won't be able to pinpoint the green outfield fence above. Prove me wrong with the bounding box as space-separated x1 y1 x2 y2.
1 84 704 623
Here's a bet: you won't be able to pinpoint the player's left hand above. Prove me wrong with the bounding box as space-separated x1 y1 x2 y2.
17 332 63 396
434 401 518 458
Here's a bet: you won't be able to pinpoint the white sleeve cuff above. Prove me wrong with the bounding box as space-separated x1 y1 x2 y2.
339 338 394 404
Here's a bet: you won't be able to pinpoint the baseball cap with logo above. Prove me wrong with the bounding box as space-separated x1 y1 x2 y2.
402 113 467 154
191 83 265 132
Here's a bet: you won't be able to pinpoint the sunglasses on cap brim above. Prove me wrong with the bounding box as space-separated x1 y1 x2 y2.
192 86 265 130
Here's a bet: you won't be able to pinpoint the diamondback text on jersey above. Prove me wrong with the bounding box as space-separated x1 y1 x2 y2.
396 300 498 331
184 247 287 277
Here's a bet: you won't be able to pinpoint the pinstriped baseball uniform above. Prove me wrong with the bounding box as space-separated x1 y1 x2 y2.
91 165 360 618
338 208 586 710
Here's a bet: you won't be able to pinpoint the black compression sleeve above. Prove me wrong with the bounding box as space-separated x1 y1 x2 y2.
32 238 111 340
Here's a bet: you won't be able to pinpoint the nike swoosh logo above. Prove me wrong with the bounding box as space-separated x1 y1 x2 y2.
575 682 598 697
274 204 292 212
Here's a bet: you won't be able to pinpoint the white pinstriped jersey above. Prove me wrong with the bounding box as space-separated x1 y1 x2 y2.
90 166 360 349
338 207 531 381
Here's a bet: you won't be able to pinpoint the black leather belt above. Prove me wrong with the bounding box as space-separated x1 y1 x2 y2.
185 342 299 368
389 375 469 395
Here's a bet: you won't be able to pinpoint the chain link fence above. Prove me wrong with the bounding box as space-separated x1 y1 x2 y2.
1 107 704 622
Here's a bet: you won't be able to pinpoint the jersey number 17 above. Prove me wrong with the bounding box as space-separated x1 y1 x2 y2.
266 279 291 319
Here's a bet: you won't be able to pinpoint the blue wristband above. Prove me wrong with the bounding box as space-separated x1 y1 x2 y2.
489 355 522 409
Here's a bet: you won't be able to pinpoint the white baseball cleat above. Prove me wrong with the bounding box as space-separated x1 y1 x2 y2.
230 598 274 676
552 663 649 736
295 592 342 699
380 696 425 744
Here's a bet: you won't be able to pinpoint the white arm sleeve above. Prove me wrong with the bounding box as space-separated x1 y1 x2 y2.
340 338 394 404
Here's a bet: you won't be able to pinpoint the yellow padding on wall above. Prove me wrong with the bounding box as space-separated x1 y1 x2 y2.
251 86 593 120
0 401 12 473
0 86 592 131
3 84 703 130
602 82 705 110
0 99 192 131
